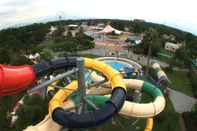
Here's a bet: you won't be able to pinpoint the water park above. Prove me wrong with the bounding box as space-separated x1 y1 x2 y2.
0 56 171 131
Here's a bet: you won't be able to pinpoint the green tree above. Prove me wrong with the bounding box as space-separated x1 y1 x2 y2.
75 28 94 50
0 48 10 64
41 48 54 60
10 54 31 65
142 28 161 75
15 95 48 131
52 26 65 42
175 35 197 68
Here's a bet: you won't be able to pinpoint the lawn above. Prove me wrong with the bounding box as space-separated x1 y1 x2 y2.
165 70 193 97
153 97 181 131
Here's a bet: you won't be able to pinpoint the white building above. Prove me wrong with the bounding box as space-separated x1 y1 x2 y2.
98 25 122 35
165 42 182 53
68 24 79 30
49 26 57 35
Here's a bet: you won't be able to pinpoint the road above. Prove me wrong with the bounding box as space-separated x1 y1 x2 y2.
168 88 197 113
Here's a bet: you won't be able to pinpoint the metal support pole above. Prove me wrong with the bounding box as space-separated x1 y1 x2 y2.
27 68 78 94
77 57 86 114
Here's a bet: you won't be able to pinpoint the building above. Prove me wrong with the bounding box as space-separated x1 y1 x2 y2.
67 24 79 30
164 42 182 53
98 25 122 35
162 34 176 41
49 26 57 35
80 22 88 30
96 23 105 30
192 59 197 68
45 26 57 39
133 19 145 22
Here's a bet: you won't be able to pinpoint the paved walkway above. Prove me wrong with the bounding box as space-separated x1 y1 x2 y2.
168 88 197 113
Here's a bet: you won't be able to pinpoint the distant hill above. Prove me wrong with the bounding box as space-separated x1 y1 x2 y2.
1 19 196 41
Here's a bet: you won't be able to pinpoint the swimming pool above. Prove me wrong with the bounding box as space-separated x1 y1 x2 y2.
85 57 143 83
104 60 134 78
105 60 133 71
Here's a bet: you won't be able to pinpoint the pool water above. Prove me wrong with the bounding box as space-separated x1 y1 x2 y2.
105 60 134 78
105 61 133 71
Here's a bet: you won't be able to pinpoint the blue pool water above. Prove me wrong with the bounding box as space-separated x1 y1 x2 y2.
105 61 134 78
105 61 133 71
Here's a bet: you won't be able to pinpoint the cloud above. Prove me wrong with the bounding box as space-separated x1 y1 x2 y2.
0 9 16 17
2 0 34 7
0 0 197 35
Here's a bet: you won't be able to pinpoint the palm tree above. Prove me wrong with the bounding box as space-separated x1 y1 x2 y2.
143 28 159 75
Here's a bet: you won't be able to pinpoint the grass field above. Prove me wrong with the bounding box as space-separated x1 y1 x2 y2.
165 70 193 97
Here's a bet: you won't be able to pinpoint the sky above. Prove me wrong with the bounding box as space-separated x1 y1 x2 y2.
0 0 197 35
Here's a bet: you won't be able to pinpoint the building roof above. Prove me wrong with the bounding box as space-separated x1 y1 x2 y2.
99 25 122 34
68 24 78 28
48 26 57 35
165 42 182 48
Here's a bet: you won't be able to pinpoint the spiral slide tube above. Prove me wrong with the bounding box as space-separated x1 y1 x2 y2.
63 80 165 118
33 79 162 130
47 79 165 117
49 58 126 128
109 79 165 118
90 72 165 117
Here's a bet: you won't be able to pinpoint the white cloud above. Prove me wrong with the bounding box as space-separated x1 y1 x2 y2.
0 0 197 35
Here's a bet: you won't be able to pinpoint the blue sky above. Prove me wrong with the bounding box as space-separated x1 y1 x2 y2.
0 0 197 35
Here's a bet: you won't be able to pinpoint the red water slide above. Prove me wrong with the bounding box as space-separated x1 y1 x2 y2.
0 65 36 96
